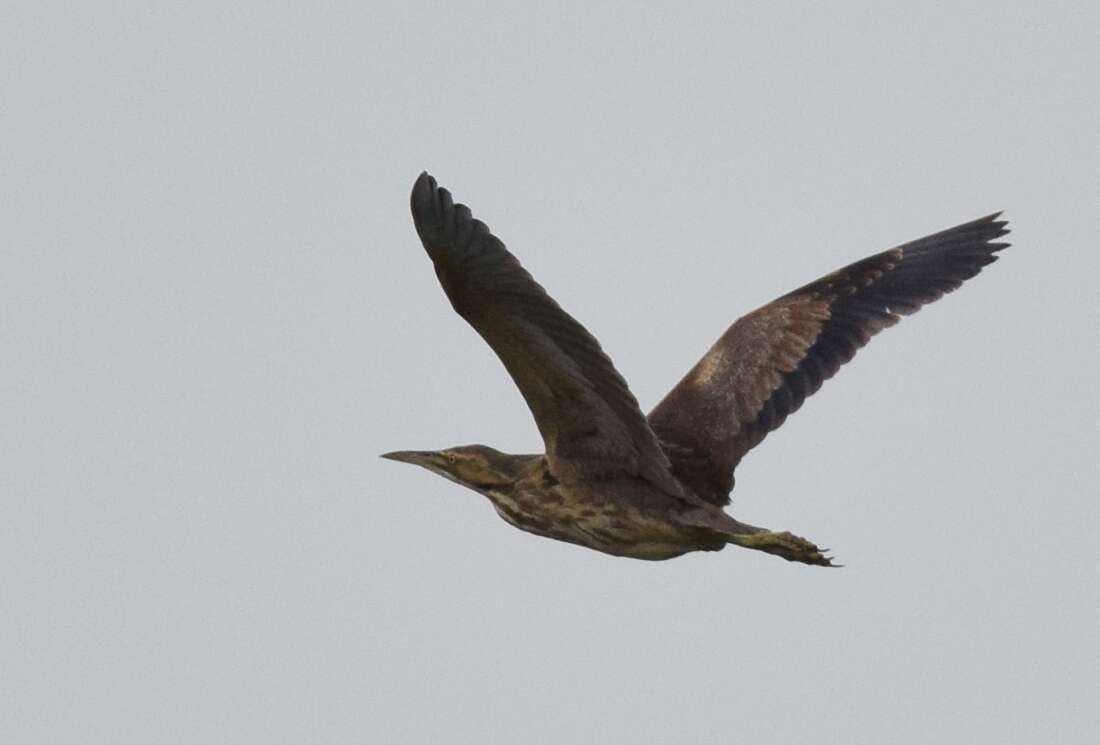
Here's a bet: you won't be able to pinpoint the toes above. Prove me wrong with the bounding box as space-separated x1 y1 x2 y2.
731 528 840 567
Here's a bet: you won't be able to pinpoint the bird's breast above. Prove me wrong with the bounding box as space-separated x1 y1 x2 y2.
484 482 717 560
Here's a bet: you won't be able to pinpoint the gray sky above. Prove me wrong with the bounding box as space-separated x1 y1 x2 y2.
3 2 1099 743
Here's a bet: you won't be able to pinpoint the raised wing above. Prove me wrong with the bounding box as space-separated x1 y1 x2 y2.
410 172 679 491
648 213 1010 504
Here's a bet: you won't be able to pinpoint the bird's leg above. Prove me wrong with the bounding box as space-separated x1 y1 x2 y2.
724 525 836 567
679 509 837 566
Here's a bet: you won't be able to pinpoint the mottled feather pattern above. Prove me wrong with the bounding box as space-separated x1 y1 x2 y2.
649 212 1010 504
410 173 681 493
395 173 1009 565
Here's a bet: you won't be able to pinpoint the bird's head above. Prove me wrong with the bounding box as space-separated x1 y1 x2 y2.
380 444 525 492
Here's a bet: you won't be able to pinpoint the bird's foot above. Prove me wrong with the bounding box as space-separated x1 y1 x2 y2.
729 530 837 567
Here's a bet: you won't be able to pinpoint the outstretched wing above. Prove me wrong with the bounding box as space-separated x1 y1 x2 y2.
647 213 1010 505
410 172 678 491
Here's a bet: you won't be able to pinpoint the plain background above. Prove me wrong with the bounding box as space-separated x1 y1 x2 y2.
3 3 1099 743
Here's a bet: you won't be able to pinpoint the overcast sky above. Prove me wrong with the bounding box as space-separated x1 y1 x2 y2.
3 3 1099 743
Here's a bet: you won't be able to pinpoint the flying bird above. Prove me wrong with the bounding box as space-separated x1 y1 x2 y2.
383 172 1010 565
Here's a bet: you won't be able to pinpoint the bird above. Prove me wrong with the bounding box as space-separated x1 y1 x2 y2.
382 172 1010 566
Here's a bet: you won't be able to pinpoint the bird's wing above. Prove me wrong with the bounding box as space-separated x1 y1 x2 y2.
410 172 679 491
647 213 1010 505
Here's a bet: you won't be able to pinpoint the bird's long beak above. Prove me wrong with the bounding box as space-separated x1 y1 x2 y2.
380 450 438 466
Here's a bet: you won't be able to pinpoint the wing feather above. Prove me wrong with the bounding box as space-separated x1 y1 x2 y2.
411 172 678 491
648 213 1010 504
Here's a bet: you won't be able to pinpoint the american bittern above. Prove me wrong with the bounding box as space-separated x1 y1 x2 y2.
383 173 1009 566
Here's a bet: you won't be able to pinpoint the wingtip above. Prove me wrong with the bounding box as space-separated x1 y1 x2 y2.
981 210 1011 239
412 170 436 201
411 170 444 224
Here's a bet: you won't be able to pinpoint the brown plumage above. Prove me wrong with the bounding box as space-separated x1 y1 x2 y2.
382 172 1010 565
